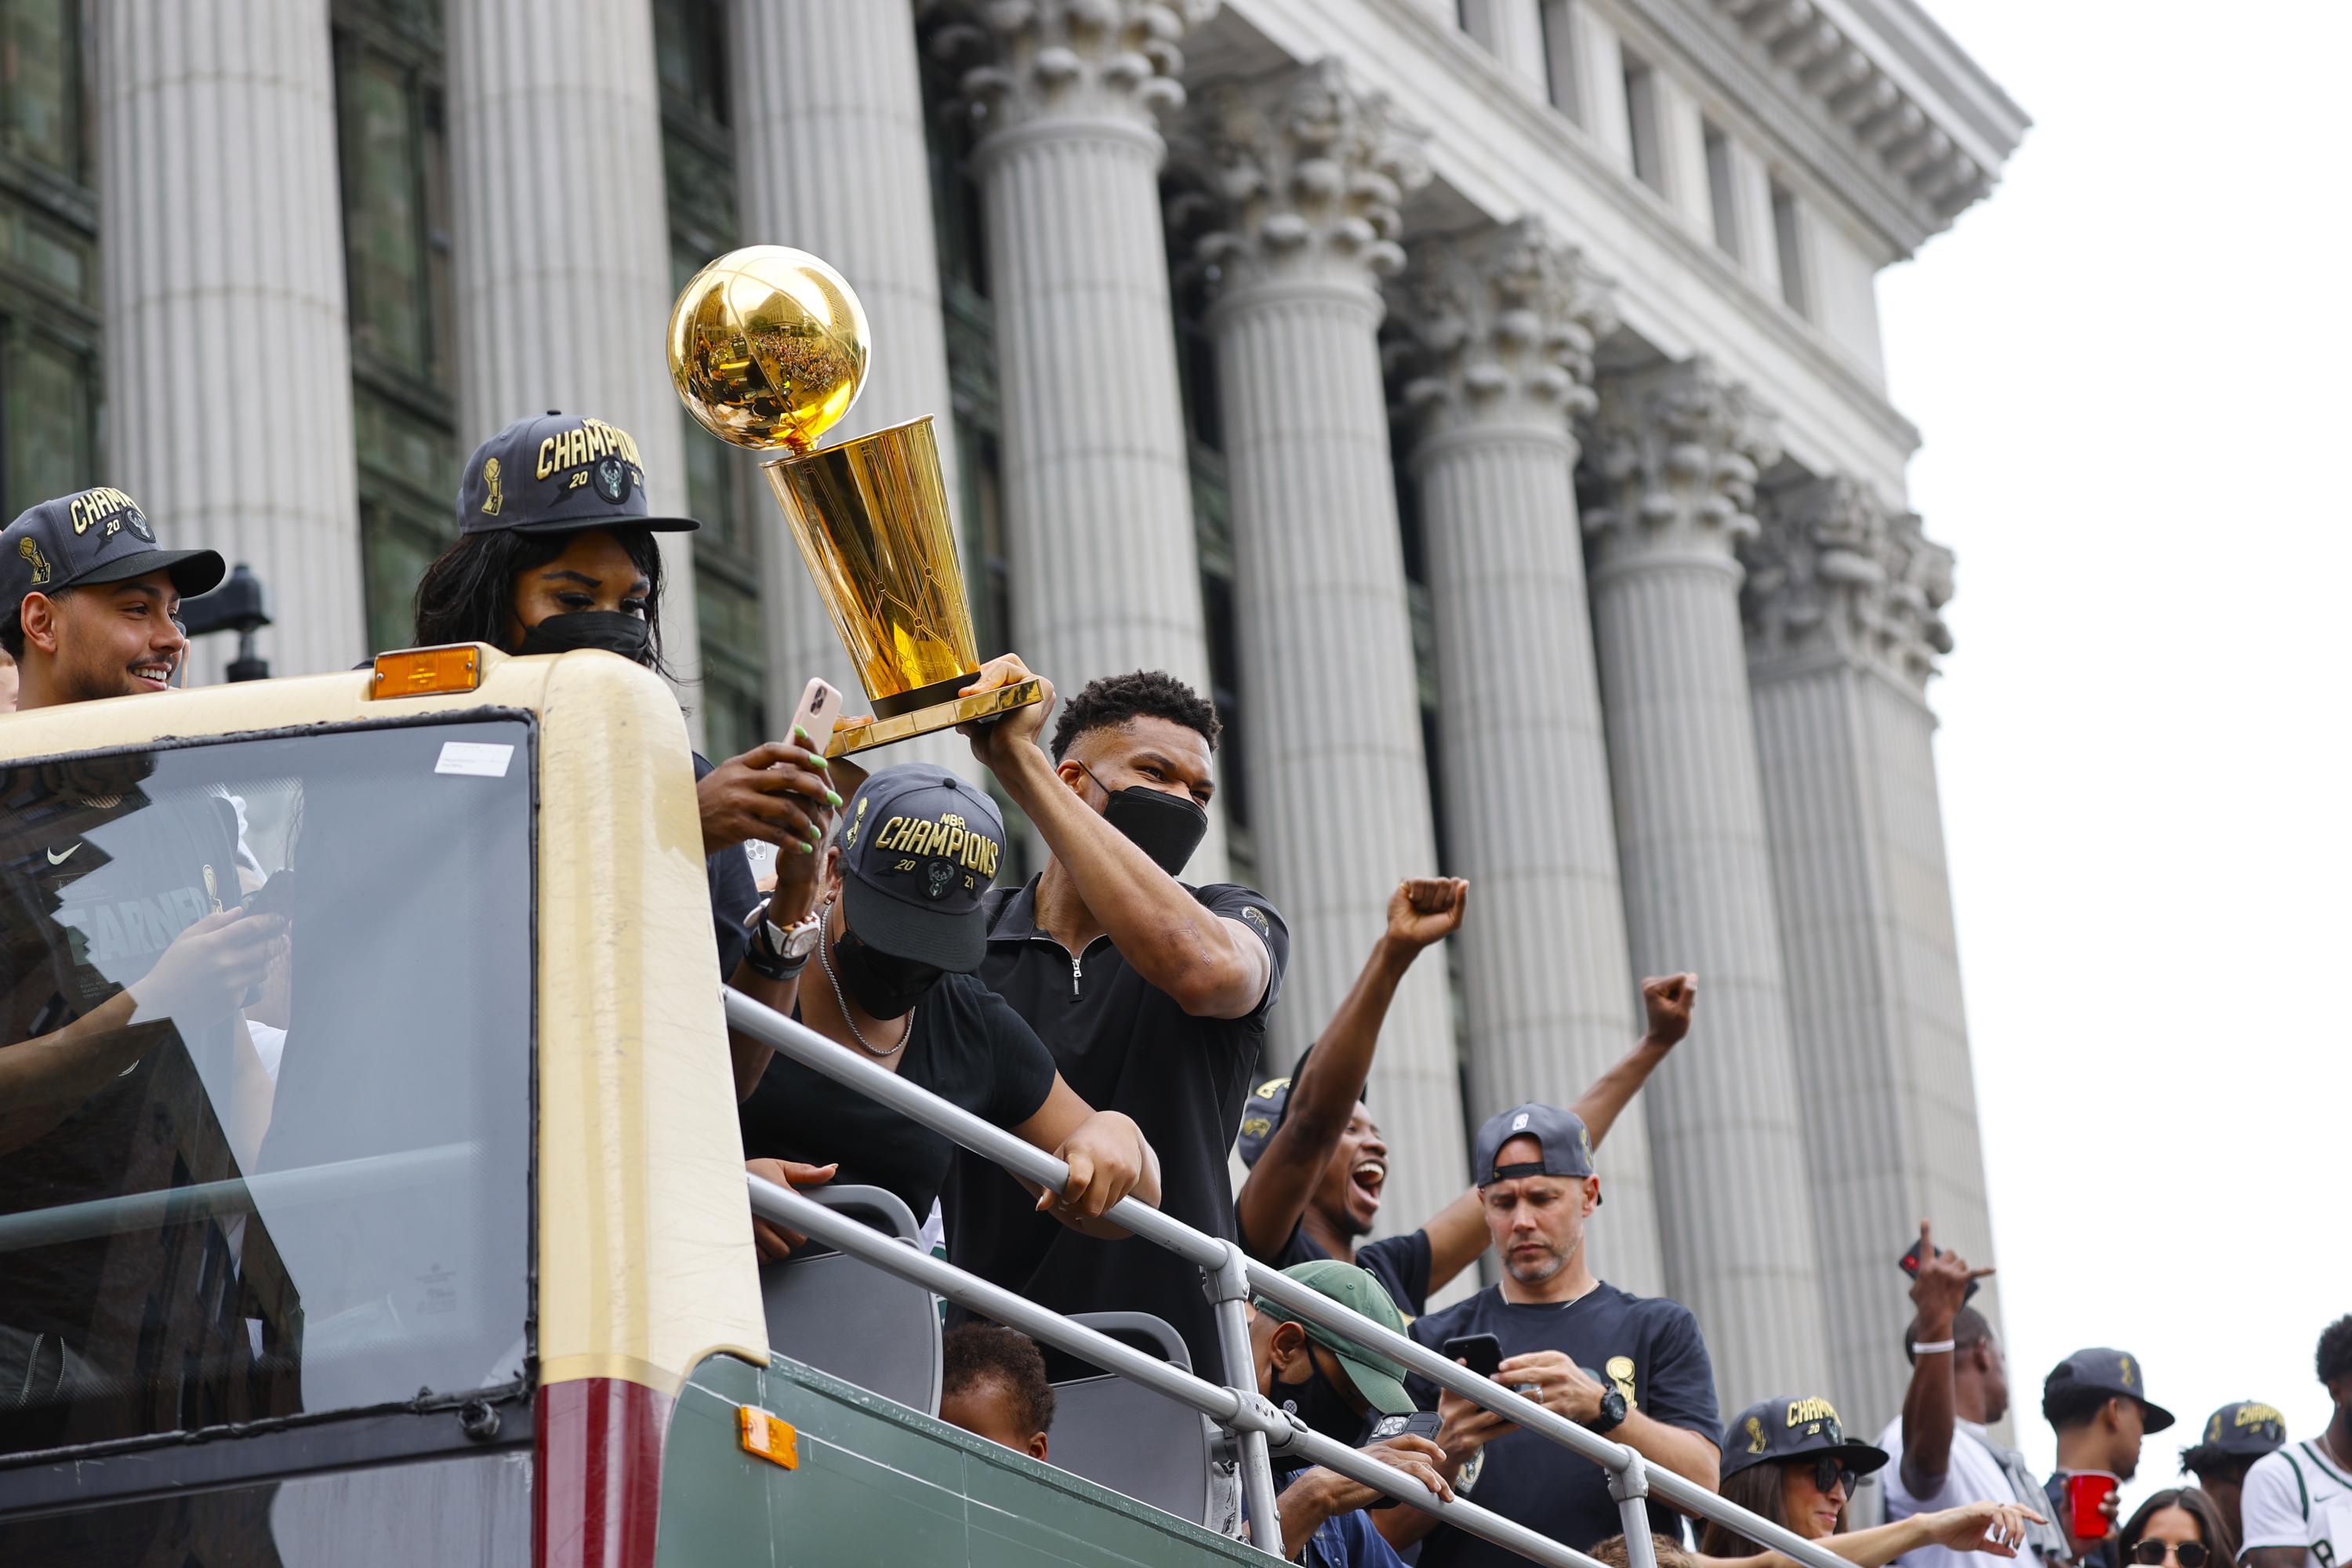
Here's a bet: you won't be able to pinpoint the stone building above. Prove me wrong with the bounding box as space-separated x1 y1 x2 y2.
0 0 2022 1432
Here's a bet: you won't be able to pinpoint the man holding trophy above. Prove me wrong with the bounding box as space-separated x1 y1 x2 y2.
670 249 1290 1377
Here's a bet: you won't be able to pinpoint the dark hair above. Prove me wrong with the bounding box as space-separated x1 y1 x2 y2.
2179 1450 2256 1487
2122 1486 2237 1568
1592 1534 1698 1568
1699 1459 1802 1557
411 526 670 675
1048 670 1220 761
1904 1306 1994 1364
2045 1382 2123 1430
2320 1314 2352 1387
941 1324 1054 1438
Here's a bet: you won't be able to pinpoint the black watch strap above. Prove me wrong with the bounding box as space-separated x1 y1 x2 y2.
742 906 808 982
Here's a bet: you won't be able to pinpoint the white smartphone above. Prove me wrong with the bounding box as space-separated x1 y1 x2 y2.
787 676 844 753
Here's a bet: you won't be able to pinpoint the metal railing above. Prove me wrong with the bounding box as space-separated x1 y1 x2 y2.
726 988 1850 1568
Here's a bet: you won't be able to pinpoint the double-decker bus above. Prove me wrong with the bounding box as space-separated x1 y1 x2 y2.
0 646 1846 1568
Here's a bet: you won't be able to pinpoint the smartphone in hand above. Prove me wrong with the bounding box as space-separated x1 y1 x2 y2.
1441 1332 1504 1379
788 677 843 758
1899 1236 1981 1301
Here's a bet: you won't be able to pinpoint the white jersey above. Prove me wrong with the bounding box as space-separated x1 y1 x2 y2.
1875 1417 2071 1568
2241 1439 2352 1568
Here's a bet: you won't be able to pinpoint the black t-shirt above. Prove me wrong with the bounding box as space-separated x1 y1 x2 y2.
1406 1282 1720 1566
739 971 1057 1227
2043 1476 2118 1568
0 778 269 1446
692 752 760 981
1260 1212 1435 1319
946 877 1288 1377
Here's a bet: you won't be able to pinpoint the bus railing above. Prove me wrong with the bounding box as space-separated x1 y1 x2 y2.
724 987 1849 1568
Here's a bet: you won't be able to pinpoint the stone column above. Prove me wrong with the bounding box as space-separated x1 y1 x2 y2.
1586 358 1830 1401
1743 476 1994 1435
1391 220 1662 1295
949 11 1218 690
96 1 361 678
728 0 965 768
447 0 700 713
1190 60 1463 1234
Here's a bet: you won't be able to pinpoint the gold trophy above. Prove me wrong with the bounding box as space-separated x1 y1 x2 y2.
666 245 1041 757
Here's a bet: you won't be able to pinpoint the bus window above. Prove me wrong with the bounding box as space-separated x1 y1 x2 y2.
0 719 533 1461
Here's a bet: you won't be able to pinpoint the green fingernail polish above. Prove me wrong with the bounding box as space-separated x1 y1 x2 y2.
798 841 814 855
793 725 808 742
809 753 828 769
826 790 843 808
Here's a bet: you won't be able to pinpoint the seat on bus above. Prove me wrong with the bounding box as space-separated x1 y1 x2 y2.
1047 1312 1222 1527
758 1185 942 1417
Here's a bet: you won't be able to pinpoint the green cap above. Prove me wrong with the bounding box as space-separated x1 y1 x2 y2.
1252 1259 1415 1417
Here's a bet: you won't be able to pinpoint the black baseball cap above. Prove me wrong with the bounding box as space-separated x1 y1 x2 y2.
835 765 1007 972
1235 1043 1370 1167
1472 1102 1598 1198
456 412 699 537
2 488 224 628
1722 1396 1890 1483
2045 1348 2176 1432
2180 1401 2286 1471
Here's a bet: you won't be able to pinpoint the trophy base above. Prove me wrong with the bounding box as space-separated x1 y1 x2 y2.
825 677 1044 759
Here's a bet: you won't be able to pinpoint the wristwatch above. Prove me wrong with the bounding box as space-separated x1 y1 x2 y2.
1584 1369 1628 1436
745 905 823 982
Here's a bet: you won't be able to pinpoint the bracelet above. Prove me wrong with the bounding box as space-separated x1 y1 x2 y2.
1911 1338 1957 1355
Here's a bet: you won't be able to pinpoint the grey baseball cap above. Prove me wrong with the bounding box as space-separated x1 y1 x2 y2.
456 412 699 537
2 488 224 630
1472 1102 1598 1196
835 764 1007 972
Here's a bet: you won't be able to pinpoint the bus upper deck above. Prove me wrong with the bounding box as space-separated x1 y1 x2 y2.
0 649 1857 1568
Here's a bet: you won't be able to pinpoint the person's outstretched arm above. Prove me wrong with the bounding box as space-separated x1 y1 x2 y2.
1706 1501 2047 1568
1236 877 1466 1259
1571 974 1697 1145
960 655 1270 1019
1898 1221 1996 1500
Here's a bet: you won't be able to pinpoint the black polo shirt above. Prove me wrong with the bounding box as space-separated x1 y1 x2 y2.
944 876 1287 1377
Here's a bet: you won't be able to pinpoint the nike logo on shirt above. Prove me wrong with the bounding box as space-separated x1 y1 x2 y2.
46 844 80 866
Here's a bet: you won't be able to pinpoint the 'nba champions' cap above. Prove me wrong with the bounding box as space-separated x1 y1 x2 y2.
1235 1042 1370 1167
2043 1348 2176 1432
2180 1401 2286 1471
2 488 225 626
1471 1102 1599 1196
456 412 700 537
836 764 1007 973
1720 1395 1890 1482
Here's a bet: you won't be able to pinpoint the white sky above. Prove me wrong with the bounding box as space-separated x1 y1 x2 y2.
1878 0 2350 1512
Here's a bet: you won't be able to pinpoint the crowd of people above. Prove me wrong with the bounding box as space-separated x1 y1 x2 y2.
1 412 2344 1568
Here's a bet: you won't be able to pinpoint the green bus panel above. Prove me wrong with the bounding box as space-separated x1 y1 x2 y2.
655 1353 1262 1567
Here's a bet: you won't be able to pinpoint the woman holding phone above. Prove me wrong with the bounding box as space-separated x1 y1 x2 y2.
412 412 840 1093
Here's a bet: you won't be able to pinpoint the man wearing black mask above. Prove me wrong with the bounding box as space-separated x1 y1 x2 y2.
947 662 1288 1379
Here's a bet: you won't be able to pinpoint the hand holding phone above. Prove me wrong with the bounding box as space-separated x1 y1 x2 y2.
1900 1234 1981 1303
787 677 844 760
1442 1332 1504 1380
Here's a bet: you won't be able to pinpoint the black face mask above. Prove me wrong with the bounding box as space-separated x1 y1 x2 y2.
831 927 944 1020
516 609 652 666
1276 1351 1370 1447
1082 765 1208 877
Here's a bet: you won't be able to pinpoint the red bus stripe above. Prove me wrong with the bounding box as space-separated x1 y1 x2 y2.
535 1377 672 1568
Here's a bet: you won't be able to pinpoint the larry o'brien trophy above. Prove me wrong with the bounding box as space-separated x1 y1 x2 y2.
666 244 1042 757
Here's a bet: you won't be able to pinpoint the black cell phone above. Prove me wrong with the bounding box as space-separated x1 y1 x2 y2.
1899 1236 1980 1301
1361 1410 1446 1507
245 870 296 920
1441 1332 1504 1379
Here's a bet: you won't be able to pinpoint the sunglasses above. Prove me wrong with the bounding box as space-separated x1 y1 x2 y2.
2132 1543 2209 1568
1805 1456 1860 1497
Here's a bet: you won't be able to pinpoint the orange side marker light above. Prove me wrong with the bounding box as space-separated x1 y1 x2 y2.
737 1406 798 1469
369 645 483 699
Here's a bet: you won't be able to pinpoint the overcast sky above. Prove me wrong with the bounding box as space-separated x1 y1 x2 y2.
1878 0 2350 1507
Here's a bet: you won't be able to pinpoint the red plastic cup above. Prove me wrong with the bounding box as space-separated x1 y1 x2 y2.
2061 1471 2119 1540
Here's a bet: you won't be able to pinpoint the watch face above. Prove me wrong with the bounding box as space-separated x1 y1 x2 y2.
778 921 823 960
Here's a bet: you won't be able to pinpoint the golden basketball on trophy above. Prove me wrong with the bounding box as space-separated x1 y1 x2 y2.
666 244 1041 757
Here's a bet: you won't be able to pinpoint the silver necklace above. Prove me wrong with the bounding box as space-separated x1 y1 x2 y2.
816 931 910 1058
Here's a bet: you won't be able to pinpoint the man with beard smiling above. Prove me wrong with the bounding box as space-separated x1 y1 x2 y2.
1383 1103 1722 1566
1236 932 1697 1318
2 488 224 708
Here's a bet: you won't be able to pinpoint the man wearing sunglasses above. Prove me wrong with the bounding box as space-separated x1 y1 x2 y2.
2043 1348 2176 1568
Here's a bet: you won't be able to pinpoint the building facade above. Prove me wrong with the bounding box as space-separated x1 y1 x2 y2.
0 0 2023 1432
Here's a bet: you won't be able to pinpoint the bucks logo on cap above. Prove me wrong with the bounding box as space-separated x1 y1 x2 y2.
456 411 700 538
836 765 1008 974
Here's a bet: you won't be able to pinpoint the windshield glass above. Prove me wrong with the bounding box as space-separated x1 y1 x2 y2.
0 718 532 1458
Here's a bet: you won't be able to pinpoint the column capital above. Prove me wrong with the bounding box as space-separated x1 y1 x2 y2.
1185 57 1431 299
934 0 1216 147
1392 216 1619 447
1585 357 1780 568
1743 475 1955 688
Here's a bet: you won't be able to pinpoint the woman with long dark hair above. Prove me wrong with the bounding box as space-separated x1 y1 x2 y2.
415 412 840 1095
2120 1489 2238 1568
